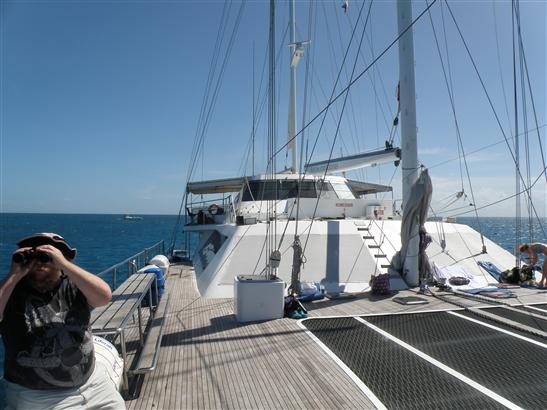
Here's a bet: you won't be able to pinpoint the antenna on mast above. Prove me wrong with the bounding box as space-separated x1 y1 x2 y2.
288 0 309 174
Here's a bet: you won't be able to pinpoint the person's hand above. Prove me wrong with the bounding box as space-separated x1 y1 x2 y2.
10 247 35 278
35 245 68 269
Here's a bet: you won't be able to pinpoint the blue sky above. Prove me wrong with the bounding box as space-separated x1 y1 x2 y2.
1 0 545 217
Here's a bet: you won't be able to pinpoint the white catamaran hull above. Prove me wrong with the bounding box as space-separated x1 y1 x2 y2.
188 219 516 298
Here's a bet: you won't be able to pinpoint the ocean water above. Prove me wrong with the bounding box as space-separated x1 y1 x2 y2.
0 213 544 400
0 213 184 282
0 212 185 401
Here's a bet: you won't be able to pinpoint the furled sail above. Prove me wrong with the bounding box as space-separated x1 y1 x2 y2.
391 168 433 285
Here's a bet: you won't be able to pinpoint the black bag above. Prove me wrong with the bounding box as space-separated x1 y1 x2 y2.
501 267 520 284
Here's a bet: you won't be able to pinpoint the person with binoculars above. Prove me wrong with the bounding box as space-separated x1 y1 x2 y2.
0 232 125 409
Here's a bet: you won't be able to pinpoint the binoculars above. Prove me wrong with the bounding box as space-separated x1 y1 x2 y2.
12 250 51 265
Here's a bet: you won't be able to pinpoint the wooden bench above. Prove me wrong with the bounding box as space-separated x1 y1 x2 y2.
91 272 156 391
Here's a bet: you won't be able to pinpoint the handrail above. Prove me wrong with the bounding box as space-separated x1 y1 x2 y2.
96 240 164 289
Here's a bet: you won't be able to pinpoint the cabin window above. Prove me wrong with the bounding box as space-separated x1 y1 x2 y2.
198 230 226 270
331 182 355 199
316 181 338 199
241 180 317 201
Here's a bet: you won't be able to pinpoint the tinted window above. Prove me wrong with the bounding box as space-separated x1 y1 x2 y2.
198 231 226 270
316 181 338 199
242 180 317 201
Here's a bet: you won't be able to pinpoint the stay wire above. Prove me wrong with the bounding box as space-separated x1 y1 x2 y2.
277 0 370 251
515 1 532 241
266 0 439 169
169 2 238 252
426 0 485 247
303 1 374 255
438 1 464 192
444 0 544 230
449 167 546 236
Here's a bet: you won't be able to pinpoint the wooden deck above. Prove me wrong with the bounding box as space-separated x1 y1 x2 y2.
124 264 547 409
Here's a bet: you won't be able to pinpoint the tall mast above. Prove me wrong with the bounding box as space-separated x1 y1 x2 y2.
397 0 420 286
288 0 297 173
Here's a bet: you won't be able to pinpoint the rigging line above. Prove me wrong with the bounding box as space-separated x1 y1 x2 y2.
426 0 484 245
273 0 370 252
294 0 316 238
348 9 396 181
268 0 439 165
513 2 547 186
449 168 547 232
190 1 231 165
512 0 521 261
427 208 447 250
517 49 547 189
492 0 514 137
303 1 374 254
515 0 533 241
444 0 543 227
170 2 246 251
331 1 365 166
244 40 268 176
189 1 234 180
300 0 370 181
244 23 291 176
437 1 464 191
186 1 246 185
171 1 232 234
426 124 546 170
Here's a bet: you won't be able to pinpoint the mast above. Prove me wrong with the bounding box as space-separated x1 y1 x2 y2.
288 0 297 173
397 0 420 286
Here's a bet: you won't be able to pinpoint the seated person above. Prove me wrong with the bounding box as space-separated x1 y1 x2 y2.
519 242 547 288
0 232 125 409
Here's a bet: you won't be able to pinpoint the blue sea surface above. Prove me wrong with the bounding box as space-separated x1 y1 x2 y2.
0 212 185 402
0 213 544 403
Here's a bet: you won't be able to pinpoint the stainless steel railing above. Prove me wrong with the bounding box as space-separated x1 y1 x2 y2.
96 240 165 290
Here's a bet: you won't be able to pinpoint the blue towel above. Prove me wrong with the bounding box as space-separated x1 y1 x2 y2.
477 261 503 282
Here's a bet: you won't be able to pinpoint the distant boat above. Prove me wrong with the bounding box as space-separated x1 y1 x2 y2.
442 216 457 223
123 215 143 221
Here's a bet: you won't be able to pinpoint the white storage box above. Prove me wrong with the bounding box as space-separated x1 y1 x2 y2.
234 275 285 323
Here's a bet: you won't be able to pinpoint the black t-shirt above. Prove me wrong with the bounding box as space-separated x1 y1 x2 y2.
0 276 95 389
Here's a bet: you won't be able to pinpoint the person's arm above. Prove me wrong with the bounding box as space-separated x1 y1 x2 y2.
527 244 539 265
38 245 112 308
0 248 34 320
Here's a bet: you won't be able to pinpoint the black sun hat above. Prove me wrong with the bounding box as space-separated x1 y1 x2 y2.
17 232 77 260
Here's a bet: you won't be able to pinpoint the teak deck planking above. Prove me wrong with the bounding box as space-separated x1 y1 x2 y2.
123 264 547 409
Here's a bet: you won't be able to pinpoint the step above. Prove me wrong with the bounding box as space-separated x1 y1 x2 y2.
368 245 381 249
362 235 375 240
381 264 391 268
374 254 387 258
357 227 369 231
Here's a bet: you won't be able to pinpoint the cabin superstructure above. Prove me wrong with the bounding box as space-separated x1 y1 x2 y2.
186 172 395 225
